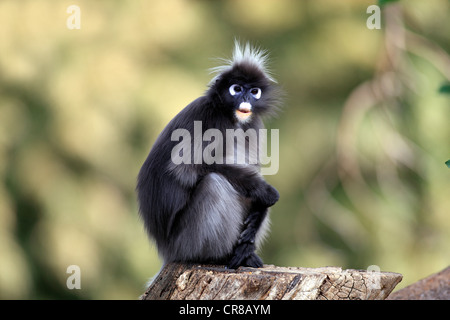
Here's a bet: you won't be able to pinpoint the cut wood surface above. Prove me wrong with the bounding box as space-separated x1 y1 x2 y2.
142 263 402 300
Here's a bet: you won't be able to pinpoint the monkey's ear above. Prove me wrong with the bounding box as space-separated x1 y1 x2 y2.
208 77 221 90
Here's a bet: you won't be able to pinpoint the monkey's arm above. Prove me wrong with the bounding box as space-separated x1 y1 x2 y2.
210 164 279 208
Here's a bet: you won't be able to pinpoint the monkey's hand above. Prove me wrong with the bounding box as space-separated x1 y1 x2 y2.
210 165 279 208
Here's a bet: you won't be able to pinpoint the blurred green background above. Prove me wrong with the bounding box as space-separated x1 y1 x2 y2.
1 0 449 299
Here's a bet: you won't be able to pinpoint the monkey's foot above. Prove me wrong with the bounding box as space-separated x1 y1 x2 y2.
228 243 263 269
243 252 263 268
228 252 263 269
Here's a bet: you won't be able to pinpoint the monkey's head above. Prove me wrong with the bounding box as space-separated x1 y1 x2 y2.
207 41 281 123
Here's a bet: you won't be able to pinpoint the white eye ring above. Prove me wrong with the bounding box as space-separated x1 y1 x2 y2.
229 84 242 96
250 88 261 100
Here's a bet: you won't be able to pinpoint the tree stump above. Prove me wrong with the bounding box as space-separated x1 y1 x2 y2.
141 263 402 300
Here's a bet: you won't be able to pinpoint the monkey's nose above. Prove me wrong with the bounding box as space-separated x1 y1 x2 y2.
238 102 252 113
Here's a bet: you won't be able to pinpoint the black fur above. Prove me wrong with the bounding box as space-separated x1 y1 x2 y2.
137 43 281 268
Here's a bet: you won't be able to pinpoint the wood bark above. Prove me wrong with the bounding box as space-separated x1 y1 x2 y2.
141 263 402 300
387 266 450 300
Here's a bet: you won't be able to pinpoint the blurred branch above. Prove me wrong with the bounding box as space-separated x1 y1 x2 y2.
334 5 409 213
308 2 450 242
405 30 450 81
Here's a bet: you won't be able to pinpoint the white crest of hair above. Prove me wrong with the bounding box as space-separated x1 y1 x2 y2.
209 40 276 84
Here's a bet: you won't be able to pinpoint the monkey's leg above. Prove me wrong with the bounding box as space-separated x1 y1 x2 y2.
228 204 268 269
164 173 246 264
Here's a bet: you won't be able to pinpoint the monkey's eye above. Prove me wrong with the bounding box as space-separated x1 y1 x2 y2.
229 84 242 96
250 88 262 100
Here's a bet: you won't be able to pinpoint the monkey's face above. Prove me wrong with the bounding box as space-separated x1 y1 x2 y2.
228 83 261 123
213 64 273 124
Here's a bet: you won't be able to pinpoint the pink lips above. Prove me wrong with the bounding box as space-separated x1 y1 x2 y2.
236 102 252 121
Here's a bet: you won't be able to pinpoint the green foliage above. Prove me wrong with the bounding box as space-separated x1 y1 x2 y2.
438 83 450 94
379 0 400 7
